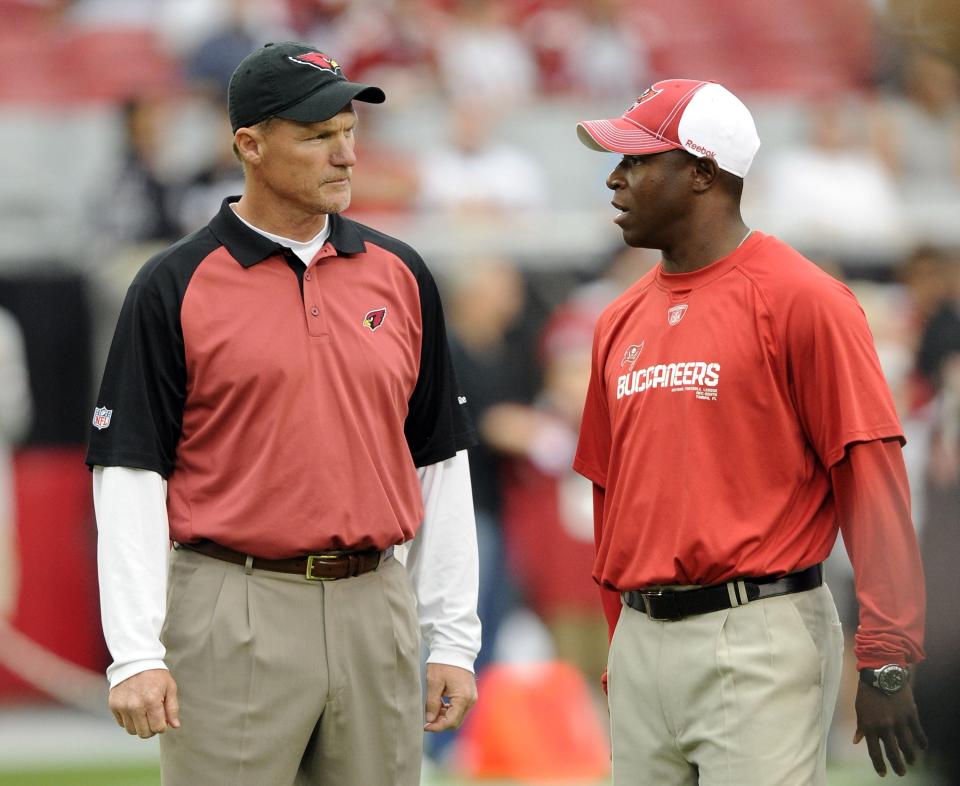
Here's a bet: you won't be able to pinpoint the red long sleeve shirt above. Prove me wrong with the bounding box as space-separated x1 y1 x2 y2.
577 233 925 671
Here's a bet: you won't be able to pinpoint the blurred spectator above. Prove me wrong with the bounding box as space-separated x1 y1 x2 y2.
521 0 648 98
283 0 348 37
348 106 422 215
764 98 906 248
915 350 960 785
295 0 442 91
433 0 537 104
570 244 658 315
172 104 245 233
493 302 608 685
181 0 263 97
444 256 539 677
916 257 960 394
871 49 960 196
93 96 181 251
896 246 960 408
899 245 958 336
417 101 548 215
0 307 31 621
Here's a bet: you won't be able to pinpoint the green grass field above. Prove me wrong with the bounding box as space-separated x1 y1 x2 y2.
0 763 933 786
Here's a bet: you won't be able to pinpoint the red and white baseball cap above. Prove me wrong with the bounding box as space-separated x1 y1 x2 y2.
577 79 761 178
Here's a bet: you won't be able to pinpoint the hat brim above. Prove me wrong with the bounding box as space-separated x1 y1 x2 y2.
577 118 681 155
276 80 385 124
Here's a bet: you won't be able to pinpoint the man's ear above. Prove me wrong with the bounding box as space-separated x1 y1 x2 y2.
691 156 719 193
234 127 263 166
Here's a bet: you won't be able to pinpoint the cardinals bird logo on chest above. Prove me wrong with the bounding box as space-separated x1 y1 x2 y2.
362 307 387 331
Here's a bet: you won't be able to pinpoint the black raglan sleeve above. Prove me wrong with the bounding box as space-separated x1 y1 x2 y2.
85 253 191 478
404 260 477 467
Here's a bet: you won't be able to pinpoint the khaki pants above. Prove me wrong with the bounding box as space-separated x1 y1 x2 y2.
608 584 844 786
159 547 422 786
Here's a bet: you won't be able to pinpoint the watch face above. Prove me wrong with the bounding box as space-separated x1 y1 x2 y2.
878 665 907 693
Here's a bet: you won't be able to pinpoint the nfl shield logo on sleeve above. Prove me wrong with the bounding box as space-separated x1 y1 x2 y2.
92 406 113 430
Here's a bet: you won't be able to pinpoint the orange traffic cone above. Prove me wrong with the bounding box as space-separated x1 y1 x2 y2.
455 660 610 782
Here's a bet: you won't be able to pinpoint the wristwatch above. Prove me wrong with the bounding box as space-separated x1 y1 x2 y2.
859 664 909 695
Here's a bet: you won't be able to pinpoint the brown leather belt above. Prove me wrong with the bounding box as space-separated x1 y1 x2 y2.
177 539 388 581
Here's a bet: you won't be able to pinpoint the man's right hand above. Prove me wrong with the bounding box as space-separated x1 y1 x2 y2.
109 668 180 738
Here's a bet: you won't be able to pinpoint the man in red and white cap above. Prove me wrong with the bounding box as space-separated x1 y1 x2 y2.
573 79 927 784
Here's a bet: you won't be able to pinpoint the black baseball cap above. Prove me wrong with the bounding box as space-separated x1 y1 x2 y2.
228 42 385 132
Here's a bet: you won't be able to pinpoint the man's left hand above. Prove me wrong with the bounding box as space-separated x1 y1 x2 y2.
853 680 927 777
423 663 477 733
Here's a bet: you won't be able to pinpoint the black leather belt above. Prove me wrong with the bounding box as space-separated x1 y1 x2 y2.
621 563 823 622
177 539 389 581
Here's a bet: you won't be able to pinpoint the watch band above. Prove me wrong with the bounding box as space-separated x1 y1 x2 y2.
860 664 909 695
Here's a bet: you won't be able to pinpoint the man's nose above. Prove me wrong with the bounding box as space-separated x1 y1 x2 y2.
331 138 356 167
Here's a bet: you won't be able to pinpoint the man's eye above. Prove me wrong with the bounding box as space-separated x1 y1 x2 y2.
623 155 642 167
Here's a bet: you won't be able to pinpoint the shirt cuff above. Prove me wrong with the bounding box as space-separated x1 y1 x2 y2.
107 659 168 689
425 648 476 674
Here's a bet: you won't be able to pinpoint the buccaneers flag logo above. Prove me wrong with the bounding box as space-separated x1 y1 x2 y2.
362 307 387 331
289 52 341 74
620 342 645 371
627 86 661 112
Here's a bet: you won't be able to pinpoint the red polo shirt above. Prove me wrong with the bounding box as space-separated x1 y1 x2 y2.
87 198 475 558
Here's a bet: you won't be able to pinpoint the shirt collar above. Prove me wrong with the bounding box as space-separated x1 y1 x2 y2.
208 196 366 268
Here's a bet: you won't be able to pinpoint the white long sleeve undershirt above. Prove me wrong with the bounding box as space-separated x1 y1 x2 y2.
94 450 480 688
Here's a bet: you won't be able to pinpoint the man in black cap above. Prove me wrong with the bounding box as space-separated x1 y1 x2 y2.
87 43 481 785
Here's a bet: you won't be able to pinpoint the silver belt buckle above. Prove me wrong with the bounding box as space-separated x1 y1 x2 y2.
640 589 681 621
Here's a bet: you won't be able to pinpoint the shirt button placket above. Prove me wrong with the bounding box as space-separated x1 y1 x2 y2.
305 256 331 341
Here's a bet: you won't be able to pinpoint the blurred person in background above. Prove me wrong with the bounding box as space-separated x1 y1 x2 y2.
492 303 609 687
172 102 246 234
574 79 926 784
916 255 960 396
764 98 905 249
912 251 960 783
417 100 548 216
0 307 31 621
290 0 442 92
432 0 537 104
893 245 960 415
521 0 649 98
180 0 288 98
346 104 422 216
444 257 538 674
915 347 960 785
87 42 479 786
94 95 180 254
871 49 960 197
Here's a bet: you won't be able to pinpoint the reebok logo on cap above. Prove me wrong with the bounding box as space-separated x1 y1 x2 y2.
576 79 761 178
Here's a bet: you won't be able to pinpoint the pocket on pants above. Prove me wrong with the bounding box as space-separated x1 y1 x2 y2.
780 592 828 688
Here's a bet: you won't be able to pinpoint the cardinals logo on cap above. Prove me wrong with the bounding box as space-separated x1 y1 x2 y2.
620 341 644 371
289 52 342 74
362 307 387 331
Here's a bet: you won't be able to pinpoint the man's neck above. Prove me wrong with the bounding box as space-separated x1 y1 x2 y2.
659 216 751 275
233 194 329 243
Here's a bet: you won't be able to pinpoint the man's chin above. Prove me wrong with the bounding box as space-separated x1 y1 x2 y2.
316 193 351 215
620 228 645 249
